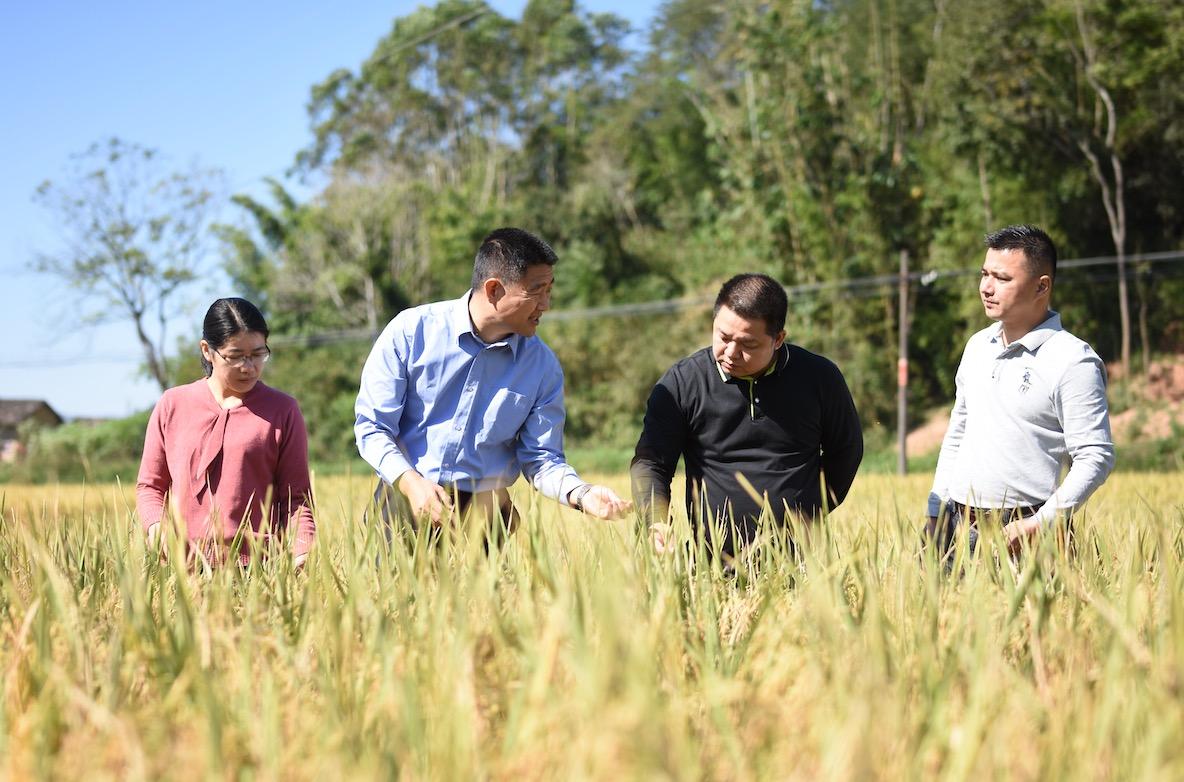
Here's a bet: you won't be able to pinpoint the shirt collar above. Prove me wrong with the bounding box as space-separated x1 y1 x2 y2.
989 310 1062 353
453 290 521 357
715 343 789 383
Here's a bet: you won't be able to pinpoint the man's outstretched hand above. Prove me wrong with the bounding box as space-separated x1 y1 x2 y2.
577 485 633 520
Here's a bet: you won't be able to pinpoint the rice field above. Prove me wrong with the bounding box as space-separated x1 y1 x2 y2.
1 471 1182 780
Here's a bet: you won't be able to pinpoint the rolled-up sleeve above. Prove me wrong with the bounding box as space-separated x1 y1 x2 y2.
355 318 414 486
1034 355 1115 524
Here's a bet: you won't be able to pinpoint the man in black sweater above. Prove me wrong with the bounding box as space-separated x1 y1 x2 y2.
631 273 864 556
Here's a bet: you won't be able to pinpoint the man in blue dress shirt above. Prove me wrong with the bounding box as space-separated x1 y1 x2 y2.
355 227 631 535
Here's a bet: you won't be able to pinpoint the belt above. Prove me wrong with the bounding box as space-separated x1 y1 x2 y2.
948 500 1040 525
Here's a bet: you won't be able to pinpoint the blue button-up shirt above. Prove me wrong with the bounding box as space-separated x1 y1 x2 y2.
355 291 584 503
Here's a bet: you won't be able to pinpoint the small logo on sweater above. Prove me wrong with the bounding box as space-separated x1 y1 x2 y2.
1019 368 1032 394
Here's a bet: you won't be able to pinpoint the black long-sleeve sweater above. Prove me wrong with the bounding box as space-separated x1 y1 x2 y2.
630 344 863 547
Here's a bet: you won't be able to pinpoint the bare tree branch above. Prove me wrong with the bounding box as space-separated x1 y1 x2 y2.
31 138 223 391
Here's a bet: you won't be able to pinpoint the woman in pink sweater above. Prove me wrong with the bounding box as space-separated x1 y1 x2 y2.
136 298 315 567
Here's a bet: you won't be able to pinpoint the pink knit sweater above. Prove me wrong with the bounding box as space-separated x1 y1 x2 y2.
136 379 315 560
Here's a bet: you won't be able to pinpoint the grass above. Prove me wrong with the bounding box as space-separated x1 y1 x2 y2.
1 471 1183 779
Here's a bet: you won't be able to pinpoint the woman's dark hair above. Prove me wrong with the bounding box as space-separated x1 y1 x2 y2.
200 298 269 377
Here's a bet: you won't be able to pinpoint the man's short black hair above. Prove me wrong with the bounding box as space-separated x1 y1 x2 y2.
713 273 788 336
472 227 558 290
985 224 1057 280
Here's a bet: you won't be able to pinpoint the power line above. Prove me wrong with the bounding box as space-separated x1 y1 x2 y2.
266 250 1184 348
555 250 1184 312
370 5 490 65
7 250 1183 363
776 249 1184 298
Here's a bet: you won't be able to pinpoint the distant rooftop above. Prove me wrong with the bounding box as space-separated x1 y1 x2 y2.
0 399 64 428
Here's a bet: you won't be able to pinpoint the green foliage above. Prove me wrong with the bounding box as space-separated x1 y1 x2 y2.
1117 424 1184 471
263 342 373 460
547 309 708 447
5 413 151 483
208 0 1184 458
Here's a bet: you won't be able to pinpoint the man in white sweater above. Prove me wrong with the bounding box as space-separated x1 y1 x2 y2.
926 225 1115 555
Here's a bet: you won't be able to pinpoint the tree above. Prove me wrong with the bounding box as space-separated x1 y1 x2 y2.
300 0 516 187
198 0 1184 458
931 0 1184 375
33 138 223 391
216 176 302 308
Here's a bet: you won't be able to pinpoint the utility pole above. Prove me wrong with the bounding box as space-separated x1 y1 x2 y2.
897 249 909 476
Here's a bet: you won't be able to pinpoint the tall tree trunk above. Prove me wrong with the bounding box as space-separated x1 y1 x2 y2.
133 311 169 391
1077 138 1129 377
1137 265 1150 375
1116 243 1131 376
1075 1 1130 375
977 151 994 231
363 274 378 334
479 131 498 210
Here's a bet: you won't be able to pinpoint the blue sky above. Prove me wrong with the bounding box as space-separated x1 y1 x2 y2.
0 0 658 419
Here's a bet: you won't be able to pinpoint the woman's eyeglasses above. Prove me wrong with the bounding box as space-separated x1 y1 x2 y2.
212 346 271 367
